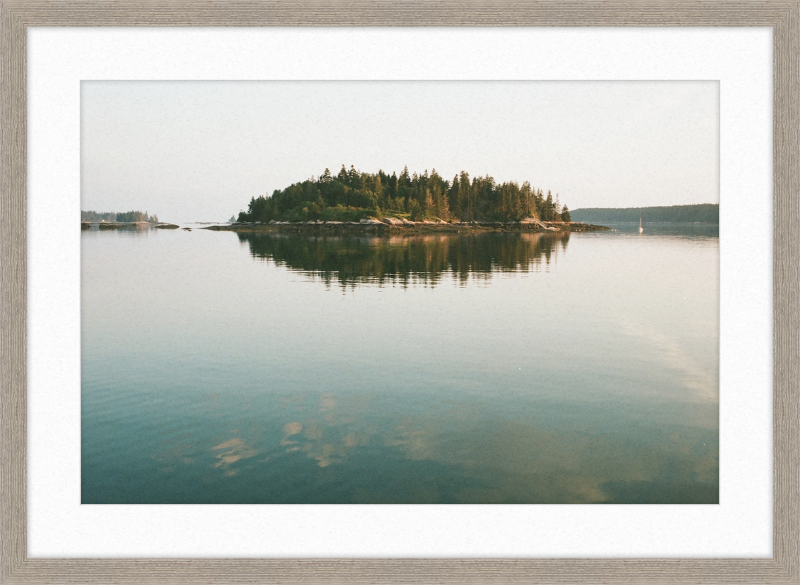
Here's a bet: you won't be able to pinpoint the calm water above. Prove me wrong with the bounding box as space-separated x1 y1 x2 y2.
81 225 719 504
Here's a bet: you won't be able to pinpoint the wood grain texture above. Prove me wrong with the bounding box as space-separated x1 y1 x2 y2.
1 1 27 584
0 0 797 26
773 1 800 583
1 1 797 583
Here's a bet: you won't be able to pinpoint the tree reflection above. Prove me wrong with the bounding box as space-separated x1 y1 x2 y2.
237 232 570 288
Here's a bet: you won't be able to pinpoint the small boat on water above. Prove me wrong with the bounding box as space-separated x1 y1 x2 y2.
639 217 644 234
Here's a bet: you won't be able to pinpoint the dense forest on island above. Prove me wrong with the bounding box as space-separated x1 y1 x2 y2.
81 210 159 223
238 166 572 223
570 204 718 224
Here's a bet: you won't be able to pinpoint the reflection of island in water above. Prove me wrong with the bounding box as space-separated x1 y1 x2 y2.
237 231 570 287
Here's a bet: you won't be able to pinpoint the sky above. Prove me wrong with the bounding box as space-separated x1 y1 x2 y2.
81 81 719 223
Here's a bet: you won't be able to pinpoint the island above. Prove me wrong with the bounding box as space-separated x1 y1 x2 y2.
81 210 177 230
209 165 608 233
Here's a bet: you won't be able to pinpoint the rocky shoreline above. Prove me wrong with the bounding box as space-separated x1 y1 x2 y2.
203 217 609 234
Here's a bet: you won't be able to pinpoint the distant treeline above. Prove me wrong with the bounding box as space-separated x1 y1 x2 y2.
570 204 719 224
238 165 572 223
81 210 159 223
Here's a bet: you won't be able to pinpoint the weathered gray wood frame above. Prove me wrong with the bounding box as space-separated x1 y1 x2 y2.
1 2 797 583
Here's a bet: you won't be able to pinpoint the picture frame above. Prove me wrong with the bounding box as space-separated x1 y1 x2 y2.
1 1 797 583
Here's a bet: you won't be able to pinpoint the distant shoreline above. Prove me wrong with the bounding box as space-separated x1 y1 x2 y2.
202 219 609 234
571 203 719 225
81 222 179 230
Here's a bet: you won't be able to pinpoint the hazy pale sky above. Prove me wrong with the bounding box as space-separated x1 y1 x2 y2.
81 81 718 223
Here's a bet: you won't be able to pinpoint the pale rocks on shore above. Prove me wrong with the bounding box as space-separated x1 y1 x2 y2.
205 217 608 234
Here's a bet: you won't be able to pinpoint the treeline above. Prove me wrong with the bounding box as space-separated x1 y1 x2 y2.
238 165 572 223
81 210 159 223
570 204 719 224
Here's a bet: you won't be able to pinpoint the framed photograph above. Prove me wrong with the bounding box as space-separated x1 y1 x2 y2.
2 1 797 583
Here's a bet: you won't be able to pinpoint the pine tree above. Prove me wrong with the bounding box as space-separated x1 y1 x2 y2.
450 175 462 220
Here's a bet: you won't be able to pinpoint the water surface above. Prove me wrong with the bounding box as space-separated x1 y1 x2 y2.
81 226 719 503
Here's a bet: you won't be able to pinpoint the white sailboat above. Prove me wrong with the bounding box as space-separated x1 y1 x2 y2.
638 217 644 234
